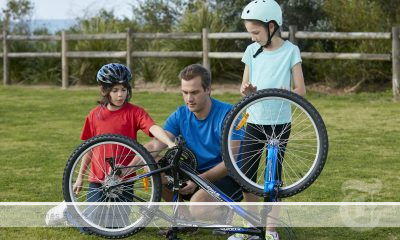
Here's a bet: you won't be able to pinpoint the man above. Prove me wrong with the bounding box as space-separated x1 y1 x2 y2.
145 64 242 223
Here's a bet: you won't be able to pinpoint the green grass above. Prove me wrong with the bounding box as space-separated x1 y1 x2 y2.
0 85 399 239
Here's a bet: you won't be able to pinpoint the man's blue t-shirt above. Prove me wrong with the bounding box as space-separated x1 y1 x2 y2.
164 98 232 171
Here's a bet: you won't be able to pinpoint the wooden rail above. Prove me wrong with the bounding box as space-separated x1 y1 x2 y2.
1 27 399 99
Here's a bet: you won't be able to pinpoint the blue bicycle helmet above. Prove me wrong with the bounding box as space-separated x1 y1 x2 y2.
96 63 132 85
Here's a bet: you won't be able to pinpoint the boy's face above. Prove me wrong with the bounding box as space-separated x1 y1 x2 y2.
181 76 210 114
108 84 128 110
245 21 268 46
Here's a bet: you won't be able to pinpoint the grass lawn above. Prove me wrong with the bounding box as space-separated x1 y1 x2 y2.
0 85 399 239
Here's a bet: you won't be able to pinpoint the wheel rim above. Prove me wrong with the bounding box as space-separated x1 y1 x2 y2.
67 141 157 232
226 95 322 194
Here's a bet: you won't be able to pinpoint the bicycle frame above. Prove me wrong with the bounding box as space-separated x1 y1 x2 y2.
104 138 285 240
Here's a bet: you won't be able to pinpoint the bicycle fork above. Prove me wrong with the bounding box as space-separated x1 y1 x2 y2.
265 139 280 202
260 139 280 239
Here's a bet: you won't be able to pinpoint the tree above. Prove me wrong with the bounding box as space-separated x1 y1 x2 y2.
67 9 135 85
1 0 33 34
133 0 190 32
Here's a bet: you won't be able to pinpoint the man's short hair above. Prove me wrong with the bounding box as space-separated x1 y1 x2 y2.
178 64 211 91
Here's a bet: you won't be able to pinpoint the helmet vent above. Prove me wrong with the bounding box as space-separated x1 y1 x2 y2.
247 10 250 14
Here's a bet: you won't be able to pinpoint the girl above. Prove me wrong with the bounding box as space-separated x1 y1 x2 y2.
230 1 306 240
72 63 175 229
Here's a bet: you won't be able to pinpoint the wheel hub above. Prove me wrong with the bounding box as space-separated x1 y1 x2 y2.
103 174 123 199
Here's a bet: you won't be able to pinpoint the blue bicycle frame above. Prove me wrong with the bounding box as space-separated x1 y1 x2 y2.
265 139 281 202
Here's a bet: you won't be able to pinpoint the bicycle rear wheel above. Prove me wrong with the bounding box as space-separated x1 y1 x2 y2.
63 134 161 238
222 89 328 198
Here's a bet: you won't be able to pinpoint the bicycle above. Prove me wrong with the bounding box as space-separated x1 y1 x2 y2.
62 89 328 239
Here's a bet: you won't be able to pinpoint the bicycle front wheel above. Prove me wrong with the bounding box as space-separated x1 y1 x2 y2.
63 134 161 238
222 89 328 198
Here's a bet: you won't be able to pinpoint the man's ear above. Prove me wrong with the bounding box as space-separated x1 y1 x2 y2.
206 86 211 96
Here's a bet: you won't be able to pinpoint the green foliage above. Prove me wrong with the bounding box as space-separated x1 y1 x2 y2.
130 0 188 84
133 0 184 32
280 0 329 31
215 0 249 32
0 0 62 85
66 10 136 85
147 0 243 85
309 0 392 88
1 0 33 33
1 0 399 90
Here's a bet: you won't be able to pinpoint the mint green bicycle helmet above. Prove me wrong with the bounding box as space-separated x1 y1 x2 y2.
241 0 282 26
241 0 283 57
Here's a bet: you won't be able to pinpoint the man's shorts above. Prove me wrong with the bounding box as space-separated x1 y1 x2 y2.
181 175 243 202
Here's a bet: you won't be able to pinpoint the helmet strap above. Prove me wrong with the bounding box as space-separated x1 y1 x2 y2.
253 22 280 58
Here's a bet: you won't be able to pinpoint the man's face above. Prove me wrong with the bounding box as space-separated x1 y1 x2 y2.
181 76 210 114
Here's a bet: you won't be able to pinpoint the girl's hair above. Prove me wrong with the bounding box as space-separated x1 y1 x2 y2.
245 19 281 37
97 82 132 106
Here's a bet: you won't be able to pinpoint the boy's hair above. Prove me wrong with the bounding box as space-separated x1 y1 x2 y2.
178 64 211 91
98 82 132 106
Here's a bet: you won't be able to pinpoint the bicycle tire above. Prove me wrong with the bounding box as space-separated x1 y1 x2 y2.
62 134 162 238
222 89 328 198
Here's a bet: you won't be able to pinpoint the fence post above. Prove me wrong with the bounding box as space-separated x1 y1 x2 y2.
61 31 68 89
2 30 10 85
289 25 298 45
126 28 133 87
202 28 210 71
392 26 400 101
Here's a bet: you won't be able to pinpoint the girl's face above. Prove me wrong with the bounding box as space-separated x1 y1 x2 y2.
244 21 270 46
108 84 128 110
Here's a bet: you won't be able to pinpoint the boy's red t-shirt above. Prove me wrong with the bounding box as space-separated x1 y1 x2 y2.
80 103 155 182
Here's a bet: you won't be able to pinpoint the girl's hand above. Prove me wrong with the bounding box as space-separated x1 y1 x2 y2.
240 83 257 96
73 177 83 195
167 142 176 148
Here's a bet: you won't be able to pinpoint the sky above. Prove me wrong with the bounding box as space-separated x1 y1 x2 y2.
0 0 135 20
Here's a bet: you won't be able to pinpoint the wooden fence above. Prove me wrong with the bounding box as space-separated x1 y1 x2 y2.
1 26 399 99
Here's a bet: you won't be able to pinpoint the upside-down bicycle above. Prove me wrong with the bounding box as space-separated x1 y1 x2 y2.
62 89 328 239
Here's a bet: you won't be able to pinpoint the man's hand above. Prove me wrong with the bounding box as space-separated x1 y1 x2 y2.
240 83 257 96
179 180 197 195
